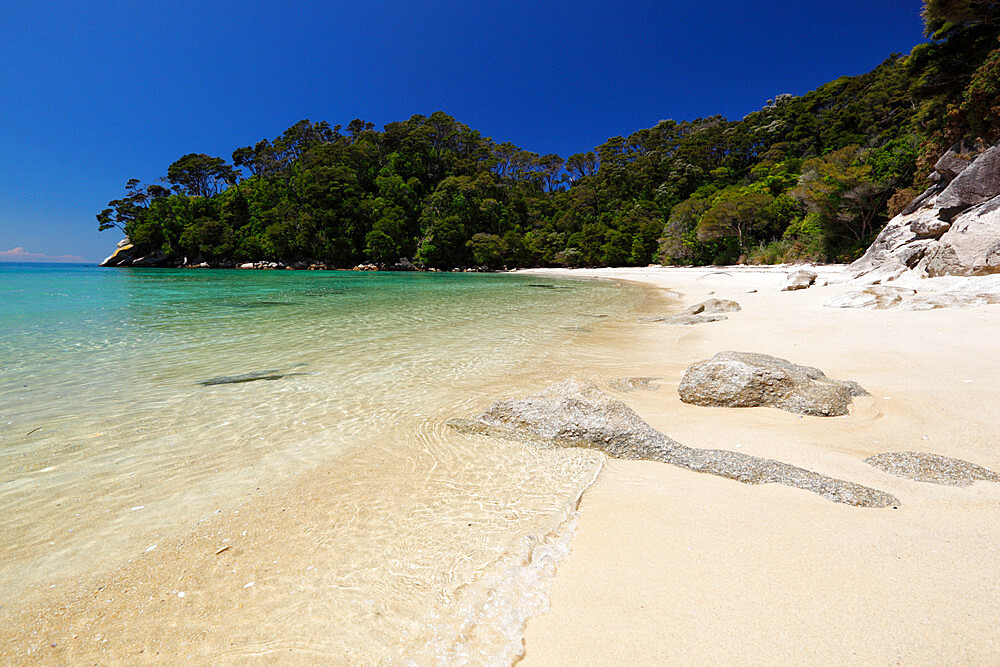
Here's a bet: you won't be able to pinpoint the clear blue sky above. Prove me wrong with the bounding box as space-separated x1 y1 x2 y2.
0 0 925 263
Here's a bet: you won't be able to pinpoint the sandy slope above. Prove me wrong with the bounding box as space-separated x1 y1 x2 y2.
518 265 1000 665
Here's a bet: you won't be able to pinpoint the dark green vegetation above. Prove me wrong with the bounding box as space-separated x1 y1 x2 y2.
99 1 1000 269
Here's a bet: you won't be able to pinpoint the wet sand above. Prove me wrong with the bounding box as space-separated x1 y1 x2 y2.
0 275 663 663
518 266 1000 664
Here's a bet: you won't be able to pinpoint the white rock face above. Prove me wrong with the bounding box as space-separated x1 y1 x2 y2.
851 142 1000 283
826 275 1000 310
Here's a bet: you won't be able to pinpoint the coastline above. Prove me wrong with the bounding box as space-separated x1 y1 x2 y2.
4 264 1000 662
0 270 665 663
515 265 1000 664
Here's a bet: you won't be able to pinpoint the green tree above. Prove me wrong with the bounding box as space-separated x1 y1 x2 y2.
166 154 236 197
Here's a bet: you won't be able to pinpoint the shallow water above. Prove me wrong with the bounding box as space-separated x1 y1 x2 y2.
0 264 655 662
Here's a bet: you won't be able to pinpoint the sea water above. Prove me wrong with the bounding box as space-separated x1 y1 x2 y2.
0 263 652 662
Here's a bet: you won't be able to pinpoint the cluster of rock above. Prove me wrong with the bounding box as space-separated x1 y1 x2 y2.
640 298 741 325
850 140 1000 283
450 379 898 507
678 351 867 416
452 344 1000 506
826 281 1000 310
99 244 497 272
99 244 335 270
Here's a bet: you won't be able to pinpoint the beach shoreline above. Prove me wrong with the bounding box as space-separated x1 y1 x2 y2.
514 265 1000 664
4 264 999 663
0 269 669 663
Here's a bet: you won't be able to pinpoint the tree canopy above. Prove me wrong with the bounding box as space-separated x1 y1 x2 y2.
98 2 1000 269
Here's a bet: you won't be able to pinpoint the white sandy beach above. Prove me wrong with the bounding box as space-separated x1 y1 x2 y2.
4 264 1000 664
518 265 1000 664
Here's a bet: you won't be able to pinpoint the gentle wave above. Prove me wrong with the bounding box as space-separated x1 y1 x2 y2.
0 265 650 662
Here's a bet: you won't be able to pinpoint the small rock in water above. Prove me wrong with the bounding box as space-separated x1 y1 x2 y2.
607 376 662 392
198 370 294 386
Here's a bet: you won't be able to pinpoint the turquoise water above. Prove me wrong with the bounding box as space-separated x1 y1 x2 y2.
0 263 645 660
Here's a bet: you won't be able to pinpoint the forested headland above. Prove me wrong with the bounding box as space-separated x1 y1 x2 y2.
98 1 1000 270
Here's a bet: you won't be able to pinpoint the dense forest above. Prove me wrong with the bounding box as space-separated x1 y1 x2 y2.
99 1 1000 269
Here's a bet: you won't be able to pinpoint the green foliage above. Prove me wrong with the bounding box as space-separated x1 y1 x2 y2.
96 5 1000 269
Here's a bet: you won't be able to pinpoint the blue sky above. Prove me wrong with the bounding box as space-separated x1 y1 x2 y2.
0 0 925 263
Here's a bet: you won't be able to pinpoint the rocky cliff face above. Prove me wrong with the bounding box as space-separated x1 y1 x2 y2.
850 141 1000 283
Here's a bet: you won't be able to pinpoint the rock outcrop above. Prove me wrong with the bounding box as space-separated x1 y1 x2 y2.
450 380 898 507
640 298 740 325
99 239 138 267
851 141 1000 282
826 279 1000 310
825 286 916 309
865 451 1000 487
781 269 818 291
678 351 867 416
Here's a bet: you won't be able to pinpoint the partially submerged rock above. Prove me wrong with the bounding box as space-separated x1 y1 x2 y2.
865 452 1000 487
450 380 897 507
198 370 299 386
640 313 729 325
781 269 818 291
678 351 867 417
607 376 662 391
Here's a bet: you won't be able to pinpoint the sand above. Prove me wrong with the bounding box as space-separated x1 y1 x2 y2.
5 264 999 663
517 265 1000 664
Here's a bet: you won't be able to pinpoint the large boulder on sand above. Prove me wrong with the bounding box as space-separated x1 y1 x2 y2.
678 351 867 416
851 141 1000 281
781 269 817 291
449 379 897 507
